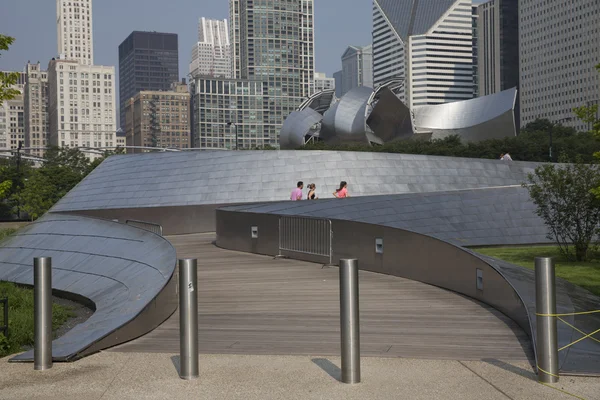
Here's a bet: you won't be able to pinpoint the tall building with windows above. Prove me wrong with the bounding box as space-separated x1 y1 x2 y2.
24 63 50 157
519 0 600 131
56 0 93 65
192 77 270 149
47 59 116 157
189 18 231 78
118 31 179 129
0 73 25 151
125 82 190 153
372 0 475 107
203 0 315 148
341 45 373 96
476 0 518 97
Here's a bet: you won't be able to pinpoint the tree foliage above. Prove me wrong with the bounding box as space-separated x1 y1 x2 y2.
0 34 20 106
0 147 110 221
523 160 600 261
302 119 600 163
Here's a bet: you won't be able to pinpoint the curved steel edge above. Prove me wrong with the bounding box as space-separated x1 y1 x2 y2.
215 208 600 376
0 214 178 362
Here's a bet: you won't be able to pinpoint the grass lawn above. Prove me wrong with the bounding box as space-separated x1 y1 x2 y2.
0 227 74 357
474 246 600 298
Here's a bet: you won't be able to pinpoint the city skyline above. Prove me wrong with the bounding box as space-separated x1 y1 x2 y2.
1 0 378 80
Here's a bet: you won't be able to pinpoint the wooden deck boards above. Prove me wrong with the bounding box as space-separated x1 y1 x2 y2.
110 233 533 361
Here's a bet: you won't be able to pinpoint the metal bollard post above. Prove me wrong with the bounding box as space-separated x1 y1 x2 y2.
34 257 52 371
339 258 360 384
535 257 559 383
179 259 199 380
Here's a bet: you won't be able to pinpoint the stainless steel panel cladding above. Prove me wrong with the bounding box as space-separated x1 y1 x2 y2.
339 258 360 384
319 87 373 143
179 259 199 380
535 257 559 383
366 87 414 142
0 214 177 361
34 257 52 371
279 109 323 150
412 87 518 141
51 151 542 215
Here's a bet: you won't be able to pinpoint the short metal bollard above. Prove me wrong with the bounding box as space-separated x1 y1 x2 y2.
535 257 559 383
34 257 52 371
339 258 360 384
179 259 199 380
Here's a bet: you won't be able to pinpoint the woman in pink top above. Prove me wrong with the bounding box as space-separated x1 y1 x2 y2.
333 181 349 198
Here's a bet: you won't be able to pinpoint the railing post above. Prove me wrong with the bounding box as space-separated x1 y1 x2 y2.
535 257 559 383
339 258 360 384
179 258 199 380
34 257 52 371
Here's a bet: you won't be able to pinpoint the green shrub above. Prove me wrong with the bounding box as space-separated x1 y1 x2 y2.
0 282 74 357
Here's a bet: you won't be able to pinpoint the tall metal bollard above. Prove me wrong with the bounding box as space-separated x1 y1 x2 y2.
339 258 360 384
34 257 52 371
535 257 559 383
179 259 199 380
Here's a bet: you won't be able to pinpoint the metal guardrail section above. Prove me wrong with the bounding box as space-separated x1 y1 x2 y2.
279 216 332 264
125 219 163 236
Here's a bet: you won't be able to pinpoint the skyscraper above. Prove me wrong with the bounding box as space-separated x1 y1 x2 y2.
189 18 232 78
56 0 94 65
24 62 49 157
49 0 117 158
476 0 519 97
47 59 117 154
341 45 373 96
372 0 475 107
196 0 315 148
0 72 25 151
519 0 600 131
125 82 190 153
118 31 179 129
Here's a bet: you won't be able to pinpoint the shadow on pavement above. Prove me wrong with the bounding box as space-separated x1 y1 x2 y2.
311 358 341 382
482 358 537 380
170 355 181 375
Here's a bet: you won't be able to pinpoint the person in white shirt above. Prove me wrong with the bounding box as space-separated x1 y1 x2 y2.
502 153 513 161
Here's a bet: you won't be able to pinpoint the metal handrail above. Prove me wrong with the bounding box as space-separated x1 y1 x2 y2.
279 216 332 264
125 219 163 236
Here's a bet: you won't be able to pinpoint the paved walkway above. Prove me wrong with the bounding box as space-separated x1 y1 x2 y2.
1 352 597 400
112 234 532 361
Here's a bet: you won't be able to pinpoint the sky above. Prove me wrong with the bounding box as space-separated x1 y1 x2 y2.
1 0 487 79
0 0 375 78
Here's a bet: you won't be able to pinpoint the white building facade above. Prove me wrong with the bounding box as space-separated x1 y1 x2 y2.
47 59 116 157
373 0 475 107
519 0 600 131
0 74 25 151
49 0 116 158
190 18 232 78
57 0 93 65
312 72 335 94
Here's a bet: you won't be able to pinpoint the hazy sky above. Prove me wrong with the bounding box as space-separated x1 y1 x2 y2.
1 0 486 78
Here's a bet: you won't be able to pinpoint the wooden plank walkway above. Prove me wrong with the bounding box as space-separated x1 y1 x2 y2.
111 234 533 361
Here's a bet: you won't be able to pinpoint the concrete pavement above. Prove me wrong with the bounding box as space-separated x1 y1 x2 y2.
1 352 598 400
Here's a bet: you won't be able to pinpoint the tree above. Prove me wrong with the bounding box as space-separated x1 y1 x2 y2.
573 64 600 137
0 35 20 106
523 160 600 261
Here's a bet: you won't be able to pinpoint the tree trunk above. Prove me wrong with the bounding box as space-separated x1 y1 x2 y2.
575 243 588 262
